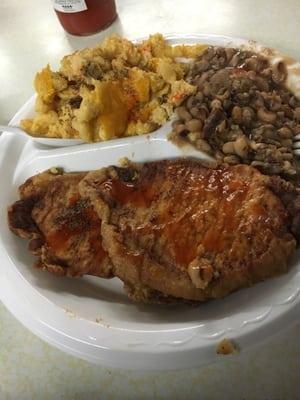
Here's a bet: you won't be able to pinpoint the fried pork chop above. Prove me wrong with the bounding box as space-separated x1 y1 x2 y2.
8 160 300 303
80 160 299 302
8 169 111 278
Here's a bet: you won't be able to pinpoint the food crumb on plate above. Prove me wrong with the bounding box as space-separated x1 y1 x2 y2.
216 338 239 355
63 307 76 318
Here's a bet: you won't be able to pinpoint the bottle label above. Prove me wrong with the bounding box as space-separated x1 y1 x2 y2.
53 0 88 13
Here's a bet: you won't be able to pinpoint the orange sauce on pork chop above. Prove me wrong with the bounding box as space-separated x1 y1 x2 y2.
100 164 275 267
46 196 107 262
101 179 157 207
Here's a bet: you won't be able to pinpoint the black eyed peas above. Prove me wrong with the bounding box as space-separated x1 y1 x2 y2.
170 46 300 179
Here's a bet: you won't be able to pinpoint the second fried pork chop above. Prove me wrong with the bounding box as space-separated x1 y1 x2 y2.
80 160 298 301
8 169 111 278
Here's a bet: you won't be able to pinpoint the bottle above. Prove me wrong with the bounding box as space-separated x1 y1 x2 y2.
52 0 117 36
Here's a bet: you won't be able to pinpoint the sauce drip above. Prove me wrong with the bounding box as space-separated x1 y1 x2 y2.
101 178 157 207
46 196 106 262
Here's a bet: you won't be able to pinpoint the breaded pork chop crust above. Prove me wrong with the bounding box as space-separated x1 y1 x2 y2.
8 169 178 303
8 170 111 278
80 160 296 301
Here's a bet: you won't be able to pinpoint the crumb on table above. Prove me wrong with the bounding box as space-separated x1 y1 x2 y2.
216 338 239 355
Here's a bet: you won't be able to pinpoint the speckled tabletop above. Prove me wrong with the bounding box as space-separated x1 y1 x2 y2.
1 0 300 399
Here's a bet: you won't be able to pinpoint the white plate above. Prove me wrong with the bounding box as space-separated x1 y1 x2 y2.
1 34 300 370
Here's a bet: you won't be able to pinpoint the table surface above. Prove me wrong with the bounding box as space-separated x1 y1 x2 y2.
1 0 300 398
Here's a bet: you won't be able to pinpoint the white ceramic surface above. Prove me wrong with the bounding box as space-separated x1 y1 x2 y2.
1 34 300 370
